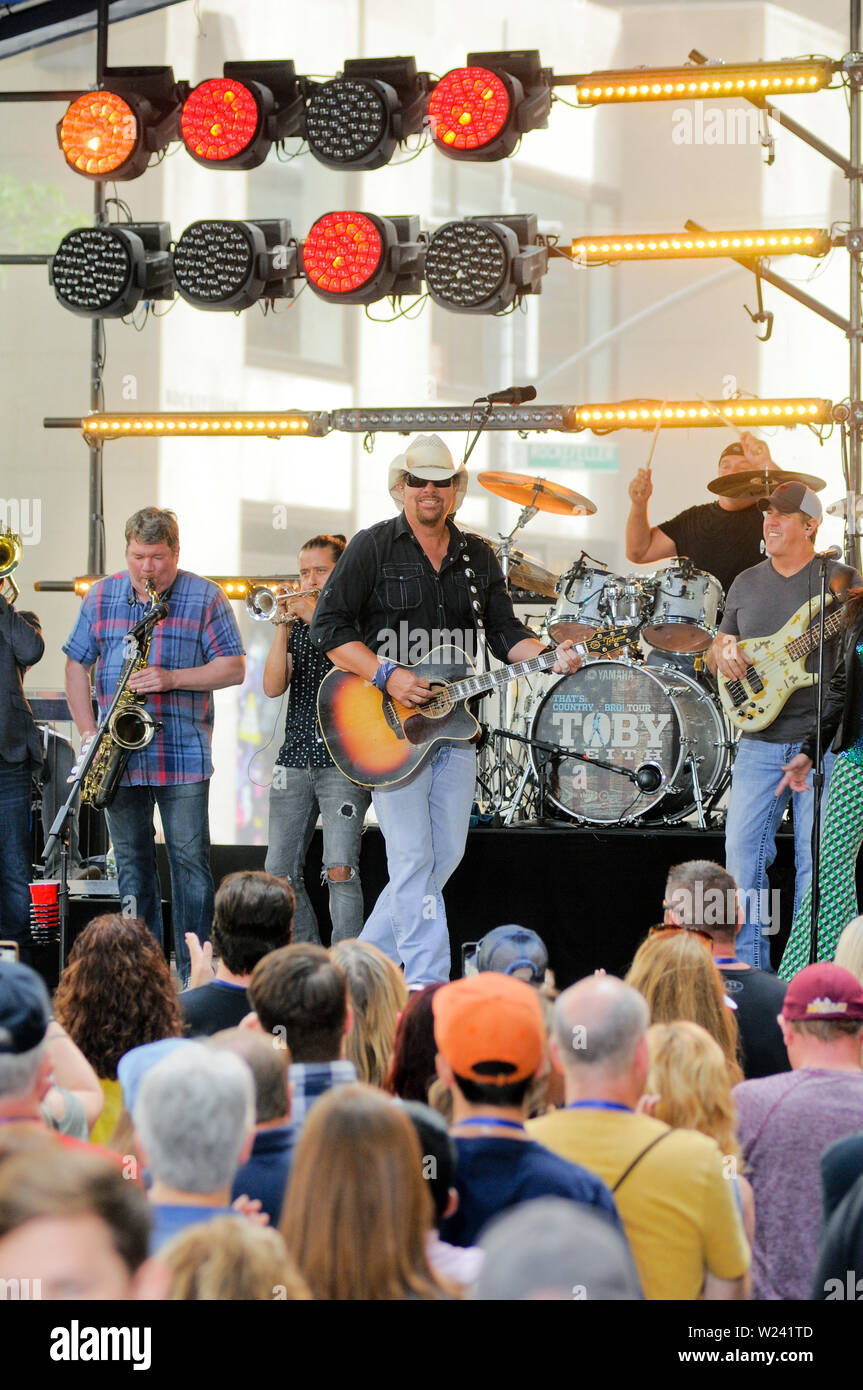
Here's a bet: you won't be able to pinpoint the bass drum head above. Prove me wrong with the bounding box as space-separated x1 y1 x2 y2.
529 659 727 825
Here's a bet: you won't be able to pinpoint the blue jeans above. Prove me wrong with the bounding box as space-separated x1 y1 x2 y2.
361 744 476 987
725 737 834 970
265 765 370 945
0 757 34 957
105 781 213 981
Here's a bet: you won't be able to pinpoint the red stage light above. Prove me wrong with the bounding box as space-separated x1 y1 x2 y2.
428 66 510 152
59 91 139 176
302 211 384 295
181 77 262 163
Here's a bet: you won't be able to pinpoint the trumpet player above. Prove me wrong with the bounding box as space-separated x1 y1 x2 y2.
0 535 44 964
63 508 245 984
262 534 370 945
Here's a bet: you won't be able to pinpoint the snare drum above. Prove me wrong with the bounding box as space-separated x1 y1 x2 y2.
641 561 723 654
546 564 610 643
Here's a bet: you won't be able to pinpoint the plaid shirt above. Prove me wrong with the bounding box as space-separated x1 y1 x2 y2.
63 570 244 786
288 1060 357 1127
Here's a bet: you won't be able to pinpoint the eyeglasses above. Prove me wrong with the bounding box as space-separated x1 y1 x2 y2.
403 472 454 489
648 924 714 947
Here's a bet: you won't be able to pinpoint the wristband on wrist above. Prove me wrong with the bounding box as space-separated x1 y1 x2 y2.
372 658 398 692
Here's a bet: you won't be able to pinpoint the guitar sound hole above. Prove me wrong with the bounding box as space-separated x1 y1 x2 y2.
425 684 453 720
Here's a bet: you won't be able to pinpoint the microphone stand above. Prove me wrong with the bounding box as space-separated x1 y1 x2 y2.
491 726 655 823
807 556 832 965
41 604 165 973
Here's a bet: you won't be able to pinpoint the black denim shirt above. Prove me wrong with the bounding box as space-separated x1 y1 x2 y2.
309 513 536 667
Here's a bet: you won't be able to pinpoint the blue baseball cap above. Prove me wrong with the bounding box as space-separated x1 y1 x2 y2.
0 961 50 1055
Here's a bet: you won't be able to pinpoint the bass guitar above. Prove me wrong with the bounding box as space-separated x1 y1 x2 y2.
717 595 844 733
317 632 627 787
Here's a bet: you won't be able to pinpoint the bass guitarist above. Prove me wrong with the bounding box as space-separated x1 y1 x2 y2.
309 434 581 987
708 482 857 971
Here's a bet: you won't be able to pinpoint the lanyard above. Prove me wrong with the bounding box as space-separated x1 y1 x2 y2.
456 1117 526 1132
567 1100 633 1113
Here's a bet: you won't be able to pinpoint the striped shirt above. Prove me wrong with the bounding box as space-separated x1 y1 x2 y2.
63 570 244 786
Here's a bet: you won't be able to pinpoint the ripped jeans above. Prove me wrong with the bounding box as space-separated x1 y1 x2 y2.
266 765 371 945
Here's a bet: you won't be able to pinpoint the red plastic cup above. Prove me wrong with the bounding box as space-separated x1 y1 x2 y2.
29 881 60 906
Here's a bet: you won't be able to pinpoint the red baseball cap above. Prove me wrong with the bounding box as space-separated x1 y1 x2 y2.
781 963 863 1022
433 973 545 1085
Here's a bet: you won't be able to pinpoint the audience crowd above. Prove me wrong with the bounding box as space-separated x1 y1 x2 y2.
3 859 863 1302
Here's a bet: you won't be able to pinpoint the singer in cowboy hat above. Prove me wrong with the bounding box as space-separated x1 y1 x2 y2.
310 434 581 988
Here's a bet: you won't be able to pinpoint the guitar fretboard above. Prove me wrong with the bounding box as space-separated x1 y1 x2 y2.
445 647 580 703
786 606 844 660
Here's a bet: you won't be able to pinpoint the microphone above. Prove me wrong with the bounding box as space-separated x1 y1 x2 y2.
479 385 538 406
816 545 843 561
634 761 665 793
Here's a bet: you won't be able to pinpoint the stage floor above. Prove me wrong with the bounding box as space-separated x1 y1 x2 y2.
199 823 803 988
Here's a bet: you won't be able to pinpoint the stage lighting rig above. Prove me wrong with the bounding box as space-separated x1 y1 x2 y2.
49 224 173 318
428 51 552 160
303 56 432 169
181 61 304 169
172 219 297 310
301 211 424 304
424 214 548 313
58 67 186 180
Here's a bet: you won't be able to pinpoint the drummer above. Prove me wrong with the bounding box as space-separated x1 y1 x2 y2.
625 433 779 596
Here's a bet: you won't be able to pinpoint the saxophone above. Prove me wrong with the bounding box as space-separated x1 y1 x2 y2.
81 580 163 810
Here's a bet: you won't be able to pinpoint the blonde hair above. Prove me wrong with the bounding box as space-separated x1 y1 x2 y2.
646 1021 741 1161
280 1085 448 1301
160 1219 310 1301
625 932 743 1086
835 916 863 986
329 940 408 1088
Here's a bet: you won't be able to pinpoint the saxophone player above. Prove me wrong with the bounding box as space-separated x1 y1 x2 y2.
63 508 245 983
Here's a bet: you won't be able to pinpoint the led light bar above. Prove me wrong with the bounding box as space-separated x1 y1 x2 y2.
80 412 330 439
573 398 832 429
35 575 298 599
574 59 834 104
570 228 832 263
330 406 577 432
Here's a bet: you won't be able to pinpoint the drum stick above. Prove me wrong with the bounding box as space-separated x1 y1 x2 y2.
696 394 745 440
644 404 666 473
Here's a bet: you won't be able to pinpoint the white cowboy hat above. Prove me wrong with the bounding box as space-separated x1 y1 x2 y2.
388 434 468 513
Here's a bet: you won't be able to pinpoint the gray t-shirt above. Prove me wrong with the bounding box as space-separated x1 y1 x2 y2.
719 558 853 742
734 1068 863 1300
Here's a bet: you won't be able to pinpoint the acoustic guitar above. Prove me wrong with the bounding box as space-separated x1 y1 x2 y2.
317 633 628 787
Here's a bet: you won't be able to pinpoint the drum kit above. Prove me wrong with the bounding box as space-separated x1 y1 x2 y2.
472 462 826 830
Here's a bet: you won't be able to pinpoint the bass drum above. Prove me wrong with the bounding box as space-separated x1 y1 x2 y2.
529 658 729 825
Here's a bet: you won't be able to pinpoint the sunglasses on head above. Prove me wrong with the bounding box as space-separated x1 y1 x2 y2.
403 472 454 489
648 924 714 947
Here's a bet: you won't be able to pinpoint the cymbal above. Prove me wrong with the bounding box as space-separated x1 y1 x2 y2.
478 470 597 516
707 467 826 500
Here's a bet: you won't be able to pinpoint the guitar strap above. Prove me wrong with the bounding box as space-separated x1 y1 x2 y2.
459 534 488 676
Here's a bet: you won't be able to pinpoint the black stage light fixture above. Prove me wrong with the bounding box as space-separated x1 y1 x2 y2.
427 50 552 161
303 56 432 169
181 61 304 170
49 223 173 317
58 67 187 181
172 219 297 310
301 211 425 304
424 214 548 313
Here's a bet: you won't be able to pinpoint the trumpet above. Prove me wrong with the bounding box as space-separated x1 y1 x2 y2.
245 584 321 625
0 528 22 605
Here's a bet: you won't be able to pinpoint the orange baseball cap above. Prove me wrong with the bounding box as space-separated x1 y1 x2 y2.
432 973 545 1085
